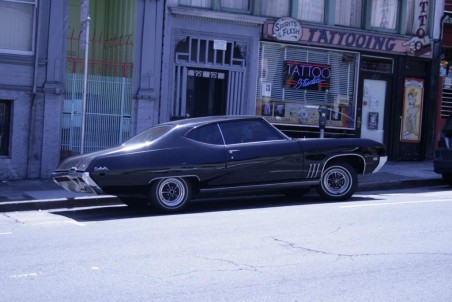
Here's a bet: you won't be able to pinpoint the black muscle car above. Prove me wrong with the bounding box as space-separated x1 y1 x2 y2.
52 116 387 212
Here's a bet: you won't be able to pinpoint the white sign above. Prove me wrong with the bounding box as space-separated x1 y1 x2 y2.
273 17 302 42
214 40 227 51
261 82 272 97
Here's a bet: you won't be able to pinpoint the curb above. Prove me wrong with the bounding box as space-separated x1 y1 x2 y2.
357 178 446 192
0 196 121 212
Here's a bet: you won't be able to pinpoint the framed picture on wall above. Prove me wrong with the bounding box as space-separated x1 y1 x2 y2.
400 78 424 143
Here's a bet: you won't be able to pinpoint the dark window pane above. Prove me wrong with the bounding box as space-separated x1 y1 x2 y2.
0 101 11 156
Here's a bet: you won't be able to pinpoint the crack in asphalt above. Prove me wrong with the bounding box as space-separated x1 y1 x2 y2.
270 237 452 258
202 257 259 272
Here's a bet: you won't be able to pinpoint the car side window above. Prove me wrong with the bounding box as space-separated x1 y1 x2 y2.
186 123 224 145
219 119 286 144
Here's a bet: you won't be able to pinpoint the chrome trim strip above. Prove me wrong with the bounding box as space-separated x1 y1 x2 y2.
200 180 319 194
323 153 366 173
372 156 388 173
307 163 321 178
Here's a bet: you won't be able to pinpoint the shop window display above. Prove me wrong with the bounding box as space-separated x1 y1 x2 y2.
257 42 358 131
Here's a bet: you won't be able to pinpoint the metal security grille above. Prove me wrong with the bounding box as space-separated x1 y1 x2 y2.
174 36 246 117
441 80 452 118
61 73 132 157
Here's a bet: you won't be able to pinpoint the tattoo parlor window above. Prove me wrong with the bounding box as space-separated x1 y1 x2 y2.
335 0 362 27
295 0 325 23
0 0 36 54
369 0 399 30
0 101 11 156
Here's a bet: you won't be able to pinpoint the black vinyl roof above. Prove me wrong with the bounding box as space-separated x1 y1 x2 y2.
162 115 261 127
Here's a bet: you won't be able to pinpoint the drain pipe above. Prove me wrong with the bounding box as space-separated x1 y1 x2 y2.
27 1 41 178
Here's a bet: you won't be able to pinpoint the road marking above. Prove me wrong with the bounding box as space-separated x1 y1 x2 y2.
0 232 12 235
4 212 85 226
9 272 40 279
340 199 452 208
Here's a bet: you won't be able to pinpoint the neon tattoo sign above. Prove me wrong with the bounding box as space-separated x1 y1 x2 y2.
284 61 331 91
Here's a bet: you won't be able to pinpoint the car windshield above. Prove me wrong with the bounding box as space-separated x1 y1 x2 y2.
123 125 174 146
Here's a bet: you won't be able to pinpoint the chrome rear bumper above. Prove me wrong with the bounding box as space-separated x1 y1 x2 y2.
52 170 104 195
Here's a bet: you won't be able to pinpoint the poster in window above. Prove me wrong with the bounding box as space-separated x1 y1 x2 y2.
368 112 379 130
261 101 272 116
400 78 424 143
329 106 342 122
274 102 286 117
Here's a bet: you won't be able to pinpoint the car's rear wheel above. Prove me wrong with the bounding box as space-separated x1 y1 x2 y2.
442 173 452 186
149 177 192 212
317 162 357 201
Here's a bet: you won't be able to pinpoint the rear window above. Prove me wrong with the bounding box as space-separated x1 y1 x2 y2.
186 124 224 145
123 125 173 146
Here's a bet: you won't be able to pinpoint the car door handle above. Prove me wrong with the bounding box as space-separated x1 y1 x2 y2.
228 149 240 154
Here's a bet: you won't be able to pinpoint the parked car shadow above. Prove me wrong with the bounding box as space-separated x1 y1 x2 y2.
51 192 379 222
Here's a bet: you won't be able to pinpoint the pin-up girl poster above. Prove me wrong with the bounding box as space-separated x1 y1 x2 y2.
400 78 424 143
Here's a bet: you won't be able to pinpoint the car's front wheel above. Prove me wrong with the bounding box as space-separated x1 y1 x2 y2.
442 173 452 186
149 177 192 212
317 163 357 201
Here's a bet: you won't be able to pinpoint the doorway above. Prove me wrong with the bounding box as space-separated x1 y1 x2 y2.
360 79 388 143
186 68 227 117
357 76 392 149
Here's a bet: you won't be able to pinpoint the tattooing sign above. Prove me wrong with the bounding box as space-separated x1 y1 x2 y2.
284 61 331 91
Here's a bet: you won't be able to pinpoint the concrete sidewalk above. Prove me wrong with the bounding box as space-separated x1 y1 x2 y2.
0 161 447 212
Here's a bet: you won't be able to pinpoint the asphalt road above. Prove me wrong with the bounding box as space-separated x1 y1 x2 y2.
1 186 452 302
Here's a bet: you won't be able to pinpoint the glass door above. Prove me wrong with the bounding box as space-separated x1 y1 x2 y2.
360 79 387 143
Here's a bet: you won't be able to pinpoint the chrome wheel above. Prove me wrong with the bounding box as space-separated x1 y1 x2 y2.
150 177 191 211
318 163 357 201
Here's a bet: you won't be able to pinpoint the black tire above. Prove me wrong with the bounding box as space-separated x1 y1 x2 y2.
149 177 192 212
442 173 452 187
317 162 357 201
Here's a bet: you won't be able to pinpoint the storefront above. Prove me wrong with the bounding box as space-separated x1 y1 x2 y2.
160 6 264 122
257 17 436 160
